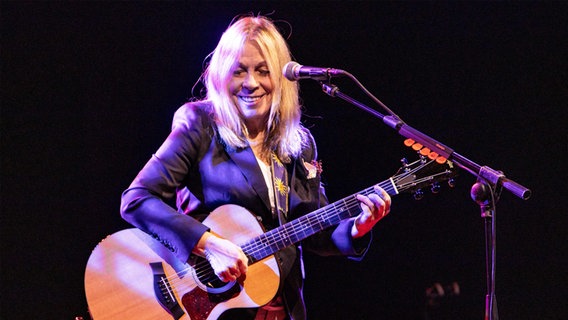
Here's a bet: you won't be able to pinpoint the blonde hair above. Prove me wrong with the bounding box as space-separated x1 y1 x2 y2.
203 15 306 161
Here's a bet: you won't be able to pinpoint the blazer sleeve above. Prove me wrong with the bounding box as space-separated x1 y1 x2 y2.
120 103 210 263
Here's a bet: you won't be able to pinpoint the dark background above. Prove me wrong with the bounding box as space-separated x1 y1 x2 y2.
2 1 567 319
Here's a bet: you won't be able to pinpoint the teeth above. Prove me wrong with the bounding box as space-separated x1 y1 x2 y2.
240 96 261 103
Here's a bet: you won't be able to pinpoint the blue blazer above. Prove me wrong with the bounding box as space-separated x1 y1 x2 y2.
121 101 370 319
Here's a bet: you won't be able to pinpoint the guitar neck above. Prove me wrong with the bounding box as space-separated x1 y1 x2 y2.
242 178 397 263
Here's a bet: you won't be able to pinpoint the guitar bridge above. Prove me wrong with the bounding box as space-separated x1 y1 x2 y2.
150 262 185 320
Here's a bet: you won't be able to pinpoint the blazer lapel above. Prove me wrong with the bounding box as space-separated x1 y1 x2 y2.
227 147 272 212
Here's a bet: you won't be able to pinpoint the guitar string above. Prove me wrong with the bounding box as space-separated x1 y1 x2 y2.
241 184 385 260
237 160 444 270
158 193 362 286
159 179 403 286
161 184 395 287
158 160 441 288
159 175 431 288
187 169 446 286
205 161 443 280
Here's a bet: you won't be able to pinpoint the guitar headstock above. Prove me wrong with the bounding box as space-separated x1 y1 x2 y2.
393 139 459 199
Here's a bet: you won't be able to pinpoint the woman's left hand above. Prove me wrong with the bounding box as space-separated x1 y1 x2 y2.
351 186 391 238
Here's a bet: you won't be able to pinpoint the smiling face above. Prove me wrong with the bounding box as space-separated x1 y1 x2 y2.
229 41 274 133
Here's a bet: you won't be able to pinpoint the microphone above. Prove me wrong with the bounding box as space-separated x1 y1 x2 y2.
283 61 345 81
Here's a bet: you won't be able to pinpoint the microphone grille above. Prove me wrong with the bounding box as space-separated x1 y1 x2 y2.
283 61 300 81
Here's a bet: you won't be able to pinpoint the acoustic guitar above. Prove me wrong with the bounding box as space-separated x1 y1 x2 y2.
85 155 456 319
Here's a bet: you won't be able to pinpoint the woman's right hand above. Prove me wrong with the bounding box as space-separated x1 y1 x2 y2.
195 232 248 282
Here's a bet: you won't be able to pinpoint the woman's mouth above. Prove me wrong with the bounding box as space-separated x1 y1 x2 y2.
238 95 264 104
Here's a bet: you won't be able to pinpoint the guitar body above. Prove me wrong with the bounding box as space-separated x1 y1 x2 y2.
85 205 281 320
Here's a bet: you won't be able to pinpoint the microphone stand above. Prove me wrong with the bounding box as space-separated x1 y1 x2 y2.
319 81 531 320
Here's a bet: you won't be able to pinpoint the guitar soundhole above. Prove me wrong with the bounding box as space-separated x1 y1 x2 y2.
181 254 242 320
192 256 237 294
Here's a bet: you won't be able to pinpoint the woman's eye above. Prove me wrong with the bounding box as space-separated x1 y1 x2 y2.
258 69 270 76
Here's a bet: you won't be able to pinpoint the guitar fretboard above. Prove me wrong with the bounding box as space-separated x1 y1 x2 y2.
242 178 397 263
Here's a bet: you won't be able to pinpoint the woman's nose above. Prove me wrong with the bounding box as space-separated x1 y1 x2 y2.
242 73 259 90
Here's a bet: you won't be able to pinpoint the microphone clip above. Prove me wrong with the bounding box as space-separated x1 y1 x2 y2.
321 83 339 97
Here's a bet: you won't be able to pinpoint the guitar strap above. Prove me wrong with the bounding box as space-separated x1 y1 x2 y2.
257 154 289 320
270 153 289 225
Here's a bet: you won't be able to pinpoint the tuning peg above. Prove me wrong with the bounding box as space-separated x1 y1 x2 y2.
431 182 441 194
401 158 412 172
448 178 456 188
414 189 424 200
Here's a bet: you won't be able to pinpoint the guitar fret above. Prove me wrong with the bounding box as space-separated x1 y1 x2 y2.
294 217 312 241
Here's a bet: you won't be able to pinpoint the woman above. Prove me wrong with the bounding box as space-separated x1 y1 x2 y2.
120 15 391 320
